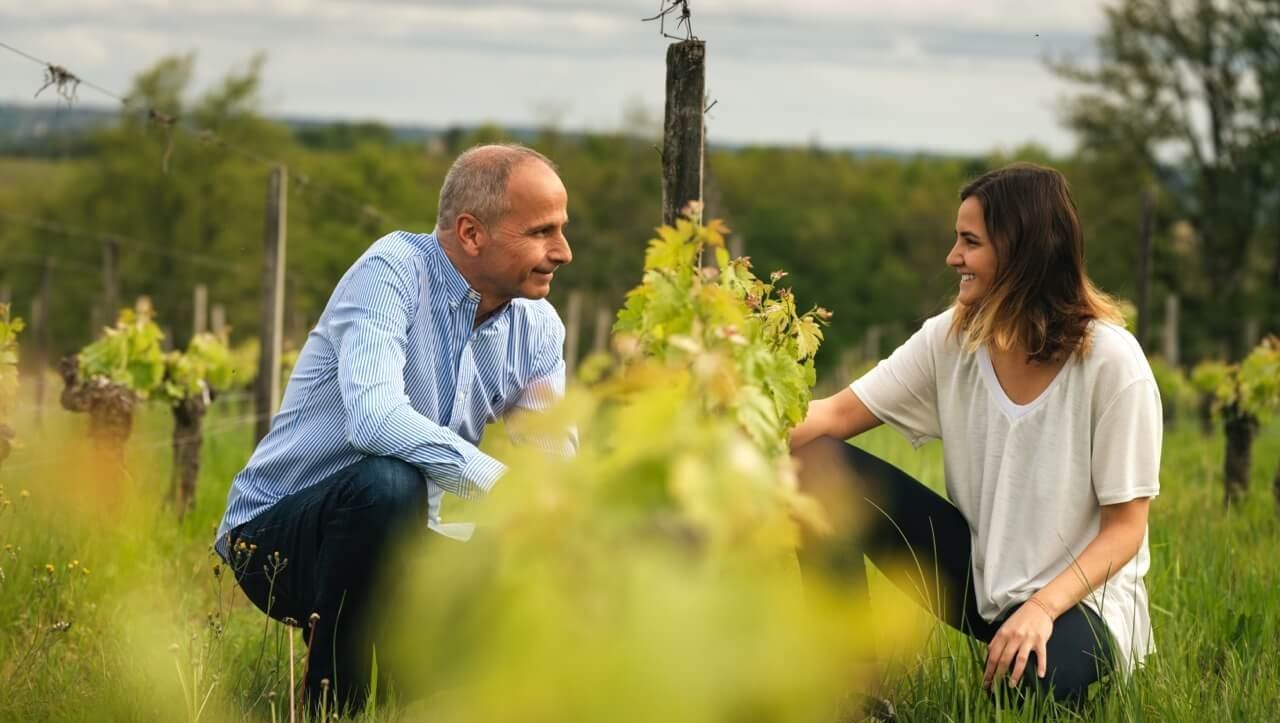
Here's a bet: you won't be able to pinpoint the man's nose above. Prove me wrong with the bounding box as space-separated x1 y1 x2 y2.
551 233 573 265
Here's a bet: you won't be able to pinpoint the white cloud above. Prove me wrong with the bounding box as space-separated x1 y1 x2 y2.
0 0 1107 153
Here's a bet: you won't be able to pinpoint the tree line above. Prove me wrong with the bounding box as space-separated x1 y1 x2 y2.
0 0 1277 377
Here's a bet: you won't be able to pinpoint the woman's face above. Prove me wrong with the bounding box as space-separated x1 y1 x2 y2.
947 196 998 306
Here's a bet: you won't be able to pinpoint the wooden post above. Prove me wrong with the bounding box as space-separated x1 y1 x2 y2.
193 283 208 337
0 285 10 306
31 256 51 425
1243 317 1260 351
255 165 288 443
29 296 44 424
728 234 744 258
1162 293 1180 365
837 347 858 388
661 40 706 226
563 290 583 377
102 237 119 323
863 325 882 362
592 305 611 354
1135 188 1154 349
210 304 227 338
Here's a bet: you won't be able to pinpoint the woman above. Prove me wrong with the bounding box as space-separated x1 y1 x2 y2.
790 163 1159 703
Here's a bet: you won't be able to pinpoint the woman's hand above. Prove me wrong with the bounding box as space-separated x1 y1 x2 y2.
983 597 1055 689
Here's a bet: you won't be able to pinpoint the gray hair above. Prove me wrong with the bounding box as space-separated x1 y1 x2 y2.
436 143 557 232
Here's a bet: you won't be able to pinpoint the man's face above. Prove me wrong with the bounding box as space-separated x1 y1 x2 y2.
478 161 572 302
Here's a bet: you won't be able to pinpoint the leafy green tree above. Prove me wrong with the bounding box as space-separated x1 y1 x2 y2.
1053 0 1280 359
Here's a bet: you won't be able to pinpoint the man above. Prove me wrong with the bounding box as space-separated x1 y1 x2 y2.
214 143 573 711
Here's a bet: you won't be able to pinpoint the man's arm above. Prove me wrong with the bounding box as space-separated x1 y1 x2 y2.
504 316 577 456
328 254 506 498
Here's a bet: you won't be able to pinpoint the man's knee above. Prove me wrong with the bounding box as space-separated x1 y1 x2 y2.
344 456 428 518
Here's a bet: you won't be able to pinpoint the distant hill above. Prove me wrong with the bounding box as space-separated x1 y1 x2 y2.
0 102 118 153
0 101 950 159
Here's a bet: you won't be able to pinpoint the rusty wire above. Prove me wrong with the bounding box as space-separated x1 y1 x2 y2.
642 0 696 41
0 38 402 226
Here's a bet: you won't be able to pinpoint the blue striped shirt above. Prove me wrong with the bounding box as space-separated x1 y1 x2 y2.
215 231 567 555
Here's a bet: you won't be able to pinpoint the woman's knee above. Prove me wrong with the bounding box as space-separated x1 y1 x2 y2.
1013 654 1104 704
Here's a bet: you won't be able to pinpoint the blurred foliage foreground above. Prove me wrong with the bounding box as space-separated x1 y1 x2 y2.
0 219 918 722
381 216 912 722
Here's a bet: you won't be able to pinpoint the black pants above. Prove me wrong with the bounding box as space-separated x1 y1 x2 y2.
794 437 1114 702
225 456 431 712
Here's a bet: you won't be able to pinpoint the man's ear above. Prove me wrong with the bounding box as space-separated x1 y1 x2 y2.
454 213 486 257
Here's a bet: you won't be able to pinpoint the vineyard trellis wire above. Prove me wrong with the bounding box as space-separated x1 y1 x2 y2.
0 38 406 229
0 211 345 303
0 17 724 526
0 36 426 491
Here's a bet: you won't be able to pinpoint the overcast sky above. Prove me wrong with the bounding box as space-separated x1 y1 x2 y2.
0 1 1109 155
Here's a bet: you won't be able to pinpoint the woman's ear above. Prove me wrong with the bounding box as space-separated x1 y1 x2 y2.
454 213 485 257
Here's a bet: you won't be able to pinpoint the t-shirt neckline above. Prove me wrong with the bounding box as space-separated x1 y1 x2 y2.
976 345 1069 421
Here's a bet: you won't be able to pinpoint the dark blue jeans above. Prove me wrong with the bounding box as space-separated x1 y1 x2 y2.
225 456 430 712
794 437 1115 703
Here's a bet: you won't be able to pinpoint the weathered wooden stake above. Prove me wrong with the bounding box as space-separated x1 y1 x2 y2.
1135 188 1154 349
193 283 208 338
592 306 611 354
102 237 119 322
661 39 706 226
211 304 227 338
863 325 882 362
563 290 583 378
1242 317 1260 351
1162 293 1180 365
255 165 288 443
32 256 51 425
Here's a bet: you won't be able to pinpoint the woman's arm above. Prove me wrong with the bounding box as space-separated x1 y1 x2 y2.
789 387 884 450
984 497 1152 687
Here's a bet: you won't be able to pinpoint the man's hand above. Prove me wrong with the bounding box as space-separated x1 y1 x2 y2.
983 597 1055 689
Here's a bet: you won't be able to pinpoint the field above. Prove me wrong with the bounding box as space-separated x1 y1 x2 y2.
1 383 1278 722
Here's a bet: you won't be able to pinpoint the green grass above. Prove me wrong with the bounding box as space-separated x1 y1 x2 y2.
854 419 1280 722
1 388 1279 721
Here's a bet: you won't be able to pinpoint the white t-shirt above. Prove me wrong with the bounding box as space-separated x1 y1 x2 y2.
851 308 1160 672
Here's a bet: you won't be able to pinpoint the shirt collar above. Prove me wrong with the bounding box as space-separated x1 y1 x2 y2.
423 233 512 323
424 233 482 309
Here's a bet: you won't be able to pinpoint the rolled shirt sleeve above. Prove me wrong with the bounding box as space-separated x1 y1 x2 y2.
1091 378 1162 505
850 317 943 447
326 254 507 499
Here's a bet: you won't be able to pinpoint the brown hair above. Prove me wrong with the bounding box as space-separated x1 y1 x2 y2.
949 162 1124 363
